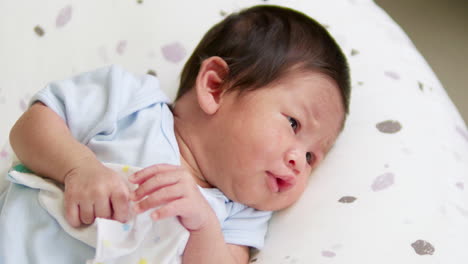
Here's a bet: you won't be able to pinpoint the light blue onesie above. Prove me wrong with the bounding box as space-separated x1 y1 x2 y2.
0 65 272 264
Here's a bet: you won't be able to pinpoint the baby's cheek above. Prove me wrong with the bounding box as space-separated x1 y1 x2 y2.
260 129 285 154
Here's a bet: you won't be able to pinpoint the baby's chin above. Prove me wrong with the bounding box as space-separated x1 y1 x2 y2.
234 195 296 212
253 202 294 212
221 184 299 211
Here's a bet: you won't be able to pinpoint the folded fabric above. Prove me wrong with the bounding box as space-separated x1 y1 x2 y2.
7 163 189 264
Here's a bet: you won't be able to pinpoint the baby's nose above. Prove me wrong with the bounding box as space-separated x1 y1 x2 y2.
285 150 305 174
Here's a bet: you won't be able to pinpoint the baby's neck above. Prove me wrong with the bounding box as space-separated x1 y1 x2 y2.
174 122 213 188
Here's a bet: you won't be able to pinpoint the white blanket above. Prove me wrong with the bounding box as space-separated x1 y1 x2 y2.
6 163 189 264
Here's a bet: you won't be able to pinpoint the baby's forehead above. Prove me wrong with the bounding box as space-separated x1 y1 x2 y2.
284 72 342 106
293 77 345 152
275 69 339 92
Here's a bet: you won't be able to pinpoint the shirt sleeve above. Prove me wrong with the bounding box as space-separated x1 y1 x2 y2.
222 205 273 250
30 65 168 145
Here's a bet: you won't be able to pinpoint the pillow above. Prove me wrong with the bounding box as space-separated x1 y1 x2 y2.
1 0 467 263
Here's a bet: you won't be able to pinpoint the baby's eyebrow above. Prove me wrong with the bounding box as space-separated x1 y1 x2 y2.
301 103 312 118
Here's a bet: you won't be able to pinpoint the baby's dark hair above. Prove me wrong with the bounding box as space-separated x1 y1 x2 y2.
176 5 351 115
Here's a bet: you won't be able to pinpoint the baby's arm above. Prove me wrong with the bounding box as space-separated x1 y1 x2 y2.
10 103 95 184
10 102 130 226
129 164 249 264
183 222 249 264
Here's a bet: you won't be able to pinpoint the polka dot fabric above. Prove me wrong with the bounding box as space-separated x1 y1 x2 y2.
0 0 467 263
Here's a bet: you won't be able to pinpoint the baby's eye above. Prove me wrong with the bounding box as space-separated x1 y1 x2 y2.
306 152 315 165
288 116 298 132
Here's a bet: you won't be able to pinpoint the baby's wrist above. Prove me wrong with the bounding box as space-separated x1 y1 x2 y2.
188 209 219 234
62 155 99 184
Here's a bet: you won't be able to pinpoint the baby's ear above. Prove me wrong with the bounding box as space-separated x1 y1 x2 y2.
195 56 229 115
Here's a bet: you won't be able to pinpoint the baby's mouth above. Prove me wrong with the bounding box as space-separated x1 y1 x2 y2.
266 171 295 193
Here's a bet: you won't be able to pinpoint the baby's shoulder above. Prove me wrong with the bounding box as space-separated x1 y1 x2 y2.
198 186 272 221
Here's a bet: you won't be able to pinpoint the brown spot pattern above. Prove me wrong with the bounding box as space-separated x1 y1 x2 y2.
376 120 402 134
34 25 45 37
411 240 435 255
338 196 357 203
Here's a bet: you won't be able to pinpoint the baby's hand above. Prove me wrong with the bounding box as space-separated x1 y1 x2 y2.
63 159 130 227
129 164 215 231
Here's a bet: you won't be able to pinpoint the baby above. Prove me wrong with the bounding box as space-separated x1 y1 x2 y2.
5 5 350 264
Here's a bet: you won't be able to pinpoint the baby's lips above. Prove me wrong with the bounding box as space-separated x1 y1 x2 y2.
266 172 279 193
266 171 296 192
276 176 296 192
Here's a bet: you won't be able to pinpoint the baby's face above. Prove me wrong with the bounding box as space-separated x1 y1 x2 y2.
205 71 345 211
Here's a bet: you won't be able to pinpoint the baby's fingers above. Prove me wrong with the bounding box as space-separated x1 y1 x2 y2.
64 200 81 227
79 202 95 225
129 164 180 184
111 189 130 223
94 199 112 219
150 199 185 221
133 184 183 214
131 173 180 201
